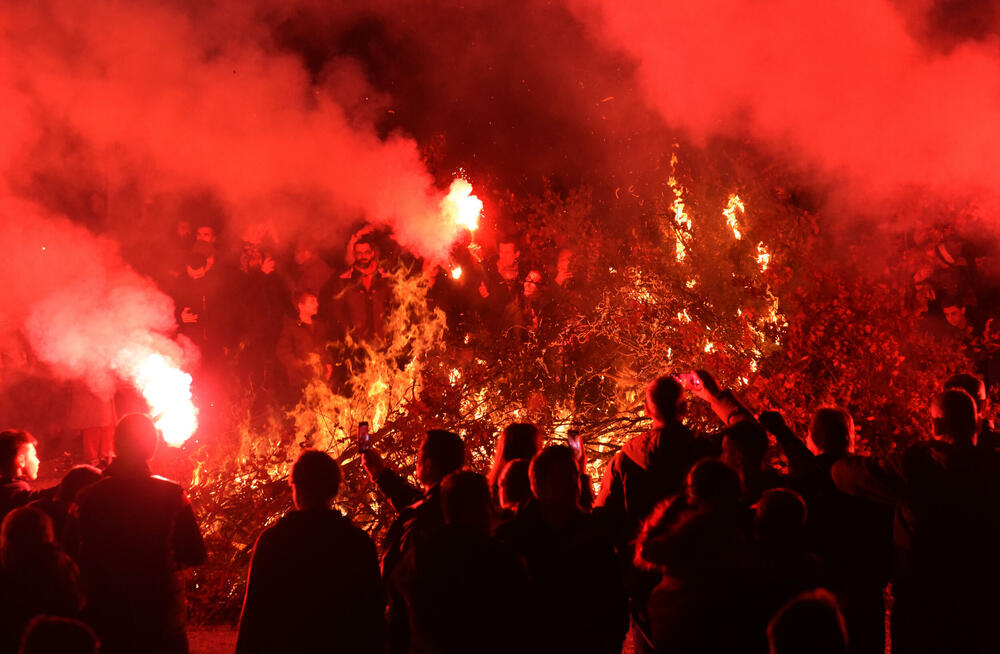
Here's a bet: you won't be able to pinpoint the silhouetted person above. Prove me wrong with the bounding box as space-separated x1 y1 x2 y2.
496 458 532 523
75 414 206 654
394 471 533 654
19 616 98 654
0 430 52 523
363 430 465 653
944 372 999 451
752 489 824 624
29 464 101 555
236 449 384 654
761 408 892 654
722 421 786 504
635 496 757 653
486 423 541 503
596 371 749 552
0 507 82 653
497 445 627 654
767 589 848 654
832 389 999 653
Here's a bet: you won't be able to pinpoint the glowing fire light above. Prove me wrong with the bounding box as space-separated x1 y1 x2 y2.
756 242 771 271
667 155 692 262
451 266 463 280
442 178 483 233
723 194 745 240
128 351 198 447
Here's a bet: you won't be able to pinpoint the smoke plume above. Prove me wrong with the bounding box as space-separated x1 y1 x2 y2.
570 0 1000 208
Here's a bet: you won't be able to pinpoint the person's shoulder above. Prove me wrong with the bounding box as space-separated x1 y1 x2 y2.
339 268 354 280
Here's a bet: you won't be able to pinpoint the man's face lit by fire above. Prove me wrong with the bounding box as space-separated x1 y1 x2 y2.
18 443 39 481
943 305 967 329
498 242 519 267
297 294 319 321
524 271 543 299
195 226 216 244
354 243 376 270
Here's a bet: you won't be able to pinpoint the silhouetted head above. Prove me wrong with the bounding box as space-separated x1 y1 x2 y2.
645 374 684 426
756 488 808 547
441 470 492 533
686 458 742 510
931 388 978 445
721 422 769 473
55 465 102 504
636 500 746 578
0 429 39 480
113 414 158 464
20 616 98 654
1 507 54 569
529 445 580 515
944 373 988 413
498 459 532 510
499 423 541 462
768 589 848 654
417 430 465 489
808 408 854 457
290 449 342 510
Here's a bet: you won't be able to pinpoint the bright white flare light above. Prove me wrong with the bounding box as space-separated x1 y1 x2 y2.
442 178 483 232
127 351 198 447
451 266 463 280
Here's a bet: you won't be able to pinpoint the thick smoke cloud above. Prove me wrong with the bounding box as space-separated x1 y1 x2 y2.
571 0 1000 207
2 0 469 258
0 0 484 420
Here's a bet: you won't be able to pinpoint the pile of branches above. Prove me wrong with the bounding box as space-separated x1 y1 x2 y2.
182 150 991 623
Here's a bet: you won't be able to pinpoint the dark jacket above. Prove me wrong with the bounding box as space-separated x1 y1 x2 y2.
275 316 330 389
833 441 1000 653
0 547 82 654
495 501 627 654
236 508 384 654
0 478 54 524
329 268 393 342
595 391 750 551
75 461 206 654
393 524 533 654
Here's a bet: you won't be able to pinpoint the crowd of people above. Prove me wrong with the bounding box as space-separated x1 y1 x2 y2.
2 362 998 653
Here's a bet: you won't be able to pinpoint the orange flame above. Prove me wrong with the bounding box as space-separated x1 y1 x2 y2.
442 178 483 233
451 265 463 280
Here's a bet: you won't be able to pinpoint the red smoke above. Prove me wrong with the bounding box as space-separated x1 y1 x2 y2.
2 0 468 258
573 0 1000 204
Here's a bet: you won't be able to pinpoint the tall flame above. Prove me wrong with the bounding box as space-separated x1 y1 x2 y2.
118 348 198 447
442 178 483 233
723 193 745 240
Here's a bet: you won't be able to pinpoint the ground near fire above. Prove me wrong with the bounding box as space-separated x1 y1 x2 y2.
2 0 1000 633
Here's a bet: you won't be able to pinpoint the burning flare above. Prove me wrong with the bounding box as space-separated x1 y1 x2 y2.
118 349 198 447
441 178 483 233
